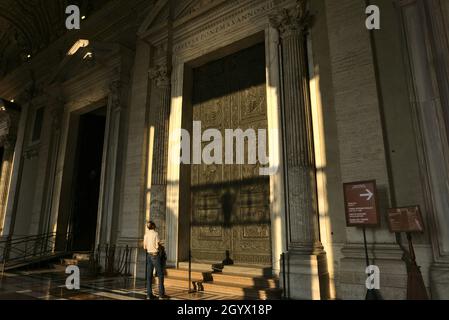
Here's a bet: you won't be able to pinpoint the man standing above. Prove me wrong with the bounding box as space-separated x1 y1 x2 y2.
143 221 168 300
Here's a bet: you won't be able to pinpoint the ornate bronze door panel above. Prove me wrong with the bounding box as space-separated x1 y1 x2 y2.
191 43 272 266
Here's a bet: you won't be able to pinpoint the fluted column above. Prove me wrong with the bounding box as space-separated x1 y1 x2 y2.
0 134 17 234
148 63 171 240
99 79 127 245
40 104 64 235
0 107 20 236
270 0 321 253
270 0 329 299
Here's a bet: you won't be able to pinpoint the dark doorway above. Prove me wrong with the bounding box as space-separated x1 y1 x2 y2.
69 108 106 252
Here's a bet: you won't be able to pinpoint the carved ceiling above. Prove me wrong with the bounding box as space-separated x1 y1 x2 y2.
0 0 110 77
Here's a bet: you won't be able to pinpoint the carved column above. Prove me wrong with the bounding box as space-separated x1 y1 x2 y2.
40 103 64 235
0 134 18 235
99 79 127 245
148 63 171 240
0 109 20 236
397 0 449 299
270 0 329 299
424 0 449 141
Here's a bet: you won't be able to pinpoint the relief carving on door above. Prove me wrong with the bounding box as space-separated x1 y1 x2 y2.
190 43 271 265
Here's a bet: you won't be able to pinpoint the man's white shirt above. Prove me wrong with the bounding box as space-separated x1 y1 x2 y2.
143 229 160 254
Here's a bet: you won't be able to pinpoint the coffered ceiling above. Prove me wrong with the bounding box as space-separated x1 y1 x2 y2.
0 0 110 76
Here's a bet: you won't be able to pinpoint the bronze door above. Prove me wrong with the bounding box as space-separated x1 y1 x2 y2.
191 43 272 266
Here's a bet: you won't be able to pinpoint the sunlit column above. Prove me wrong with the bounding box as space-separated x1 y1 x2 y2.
148 63 171 240
41 103 64 236
270 0 322 254
0 135 17 235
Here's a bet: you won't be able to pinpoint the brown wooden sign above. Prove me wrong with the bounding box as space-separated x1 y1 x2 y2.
387 206 424 233
343 180 379 227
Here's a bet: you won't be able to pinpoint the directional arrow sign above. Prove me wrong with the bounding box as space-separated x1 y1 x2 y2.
343 180 379 227
360 189 374 201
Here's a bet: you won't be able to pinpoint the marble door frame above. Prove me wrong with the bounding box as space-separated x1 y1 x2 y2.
165 21 287 272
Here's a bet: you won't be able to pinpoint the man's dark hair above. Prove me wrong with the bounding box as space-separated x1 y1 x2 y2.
148 221 156 230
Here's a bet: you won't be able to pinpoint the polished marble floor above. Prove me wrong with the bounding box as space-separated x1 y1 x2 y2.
0 267 243 300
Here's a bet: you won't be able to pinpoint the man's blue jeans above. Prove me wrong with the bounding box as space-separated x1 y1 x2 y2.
147 254 165 297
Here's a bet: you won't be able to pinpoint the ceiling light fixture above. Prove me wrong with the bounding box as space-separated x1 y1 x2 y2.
0 98 21 112
67 39 90 56
83 52 94 60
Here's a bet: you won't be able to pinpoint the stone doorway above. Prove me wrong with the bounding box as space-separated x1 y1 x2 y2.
188 43 272 266
68 107 106 252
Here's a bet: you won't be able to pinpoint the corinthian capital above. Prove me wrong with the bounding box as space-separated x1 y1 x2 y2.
50 106 64 132
149 63 171 88
109 79 127 112
269 0 313 38
0 134 17 150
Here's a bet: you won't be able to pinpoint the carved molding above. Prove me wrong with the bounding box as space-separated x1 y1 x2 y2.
50 107 64 133
149 63 171 88
0 108 20 151
0 134 16 150
153 41 169 60
176 0 226 22
174 0 271 53
23 145 40 159
269 0 312 38
109 80 125 112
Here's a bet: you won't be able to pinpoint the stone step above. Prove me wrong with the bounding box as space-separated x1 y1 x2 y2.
154 276 282 300
62 258 78 265
72 253 91 261
165 268 278 289
165 268 203 281
61 258 90 267
177 262 213 273
201 281 282 300
177 262 273 277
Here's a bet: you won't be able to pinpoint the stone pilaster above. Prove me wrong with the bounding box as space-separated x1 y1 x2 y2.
39 102 64 235
0 108 20 235
270 0 329 299
148 62 171 240
99 79 127 245
34 90 66 247
0 134 17 234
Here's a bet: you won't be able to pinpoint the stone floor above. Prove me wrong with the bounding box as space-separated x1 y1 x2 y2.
0 267 243 300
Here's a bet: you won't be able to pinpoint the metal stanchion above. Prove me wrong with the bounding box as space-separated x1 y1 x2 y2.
281 253 287 300
363 227 383 300
188 192 196 294
406 233 428 300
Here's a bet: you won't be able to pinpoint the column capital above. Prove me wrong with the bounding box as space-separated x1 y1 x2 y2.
149 63 171 88
50 106 64 133
0 134 16 151
0 108 20 147
109 79 126 112
269 0 313 38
